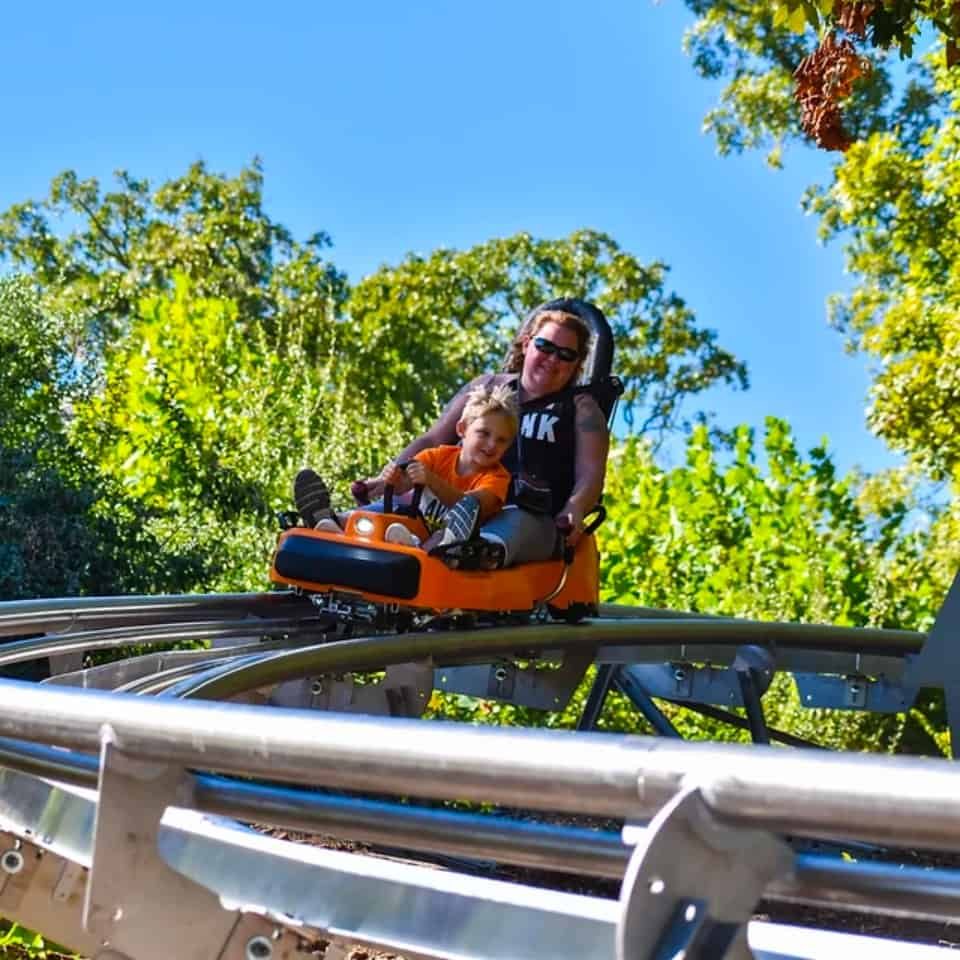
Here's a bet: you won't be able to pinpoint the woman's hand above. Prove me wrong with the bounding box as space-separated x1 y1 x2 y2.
556 502 586 547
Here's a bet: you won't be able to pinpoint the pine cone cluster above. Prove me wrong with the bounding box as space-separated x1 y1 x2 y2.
794 32 871 151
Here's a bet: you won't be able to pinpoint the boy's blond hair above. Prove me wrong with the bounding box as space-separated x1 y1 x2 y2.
460 383 519 436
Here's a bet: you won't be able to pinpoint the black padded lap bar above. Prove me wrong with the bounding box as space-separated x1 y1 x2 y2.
275 534 421 599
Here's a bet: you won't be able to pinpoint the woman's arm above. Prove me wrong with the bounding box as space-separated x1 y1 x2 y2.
372 376 492 479
557 393 610 546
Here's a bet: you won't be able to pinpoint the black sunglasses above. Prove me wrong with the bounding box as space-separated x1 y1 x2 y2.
533 336 580 363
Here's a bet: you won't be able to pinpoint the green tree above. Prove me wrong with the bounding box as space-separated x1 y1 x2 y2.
0 160 346 357
0 277 181 600
599 419 935 626
682 1 951 163
597 420 955 751
681 5 960 492
804 59 960 484
74 278 398 592
345 229 748 440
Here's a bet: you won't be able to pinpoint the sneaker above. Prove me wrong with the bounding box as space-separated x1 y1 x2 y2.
294 468 340 529
315 517 343 534
423 495 482 555
384 523 421 547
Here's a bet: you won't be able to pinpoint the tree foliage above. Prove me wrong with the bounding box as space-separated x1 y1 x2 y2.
682 1 945 163
682 5 960 493
597 422 957 751
0 160 347 357
803 60 960 483
71 277 399 592
0 209 749 595
0 278 173 599
346 229 748 441
600 419 947 627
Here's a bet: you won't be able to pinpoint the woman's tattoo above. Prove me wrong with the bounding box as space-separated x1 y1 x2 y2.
576 402 607 433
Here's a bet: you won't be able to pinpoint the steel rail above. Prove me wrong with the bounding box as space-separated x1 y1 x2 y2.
115 654 268 694
0 737 626 877
166 618 922 702
1 678 960 851
0 590 315 637
3 737 960 926
0 617 333 670
43 638 300 691
0 591 924 649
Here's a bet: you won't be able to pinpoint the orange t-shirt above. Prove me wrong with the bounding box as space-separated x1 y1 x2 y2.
414 444 510 530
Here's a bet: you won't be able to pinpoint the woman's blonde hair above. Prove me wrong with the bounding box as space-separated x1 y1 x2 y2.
460 383 519 436
502 308 592 375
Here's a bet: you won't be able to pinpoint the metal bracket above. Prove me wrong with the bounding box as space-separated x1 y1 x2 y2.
271 661 433 717
903 570 960 757
904 569 960 690
794 673 917 712
85 726 240 960
621 661 748 709
0 835 41 907
434 651 593 711
217 913 318 960
617 786 793 960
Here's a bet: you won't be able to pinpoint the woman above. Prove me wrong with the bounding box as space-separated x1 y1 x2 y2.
379 299 611 568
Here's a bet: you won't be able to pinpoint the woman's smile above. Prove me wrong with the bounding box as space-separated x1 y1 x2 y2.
521 320 581 396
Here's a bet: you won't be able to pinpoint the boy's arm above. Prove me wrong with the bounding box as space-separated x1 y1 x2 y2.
404 459 503 520
404 460 462 509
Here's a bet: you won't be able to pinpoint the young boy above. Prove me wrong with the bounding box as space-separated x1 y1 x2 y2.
294 384 518 554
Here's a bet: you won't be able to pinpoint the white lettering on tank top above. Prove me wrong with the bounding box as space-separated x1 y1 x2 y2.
536 414 558 442
520 411 559 443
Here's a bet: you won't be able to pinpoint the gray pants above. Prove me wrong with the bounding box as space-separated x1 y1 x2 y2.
478 506 559 567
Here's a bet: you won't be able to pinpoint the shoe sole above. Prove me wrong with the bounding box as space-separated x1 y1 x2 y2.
294 469 332 528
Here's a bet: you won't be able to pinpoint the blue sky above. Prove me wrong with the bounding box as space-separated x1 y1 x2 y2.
1 0 899 476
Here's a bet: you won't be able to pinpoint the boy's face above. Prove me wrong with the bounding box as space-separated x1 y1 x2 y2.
458 413 515 468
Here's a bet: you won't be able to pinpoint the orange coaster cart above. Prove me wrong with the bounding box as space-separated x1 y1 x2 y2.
270 299 621 625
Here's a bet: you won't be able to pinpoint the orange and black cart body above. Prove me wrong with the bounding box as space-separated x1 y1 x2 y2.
269 507 599 618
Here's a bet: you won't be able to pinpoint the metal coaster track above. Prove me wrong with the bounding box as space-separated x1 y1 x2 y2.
0 575 957 958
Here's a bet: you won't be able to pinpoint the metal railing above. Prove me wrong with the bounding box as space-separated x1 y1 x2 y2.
0 572 957 958
0 676 960 958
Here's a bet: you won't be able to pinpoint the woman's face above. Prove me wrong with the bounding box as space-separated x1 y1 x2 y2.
520 320 581 397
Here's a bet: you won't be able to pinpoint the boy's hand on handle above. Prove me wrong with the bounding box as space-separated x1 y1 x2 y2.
383 463 405 487
404 460 434 490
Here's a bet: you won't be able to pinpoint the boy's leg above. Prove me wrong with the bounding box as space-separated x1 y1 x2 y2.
293 468 341 530
423 495 482 555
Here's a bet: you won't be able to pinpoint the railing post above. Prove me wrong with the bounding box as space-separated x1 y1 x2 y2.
84 726 238 960
617 785 792 960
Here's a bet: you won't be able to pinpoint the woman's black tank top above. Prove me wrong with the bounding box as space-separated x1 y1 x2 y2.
500 378 577 515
